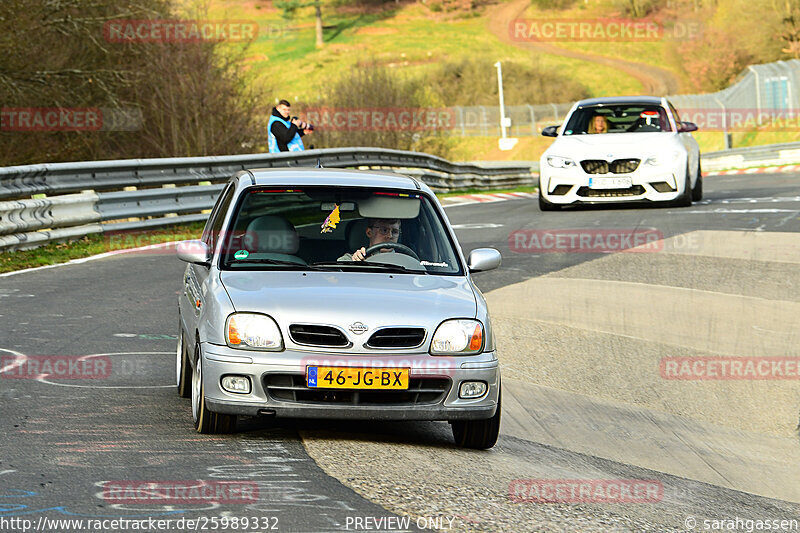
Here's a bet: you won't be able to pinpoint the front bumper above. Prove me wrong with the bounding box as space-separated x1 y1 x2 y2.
540 167 684 204
200 343 500 421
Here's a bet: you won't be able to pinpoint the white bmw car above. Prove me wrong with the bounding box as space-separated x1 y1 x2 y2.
538 96 701 210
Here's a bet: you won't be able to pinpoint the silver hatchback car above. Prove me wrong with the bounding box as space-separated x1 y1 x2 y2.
176 168 502 448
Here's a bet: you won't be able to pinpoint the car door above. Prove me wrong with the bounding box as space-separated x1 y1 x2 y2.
180 182 237 352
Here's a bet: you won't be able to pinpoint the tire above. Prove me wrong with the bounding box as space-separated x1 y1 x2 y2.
672 166 692 207
691 162 703 202
176 327 192 398
191 343 236 434
451 389 501 449
538 189 560 211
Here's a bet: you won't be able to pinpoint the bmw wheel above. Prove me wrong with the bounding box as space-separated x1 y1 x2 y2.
672 165 693 207
538 189 560 211
692 162 703 202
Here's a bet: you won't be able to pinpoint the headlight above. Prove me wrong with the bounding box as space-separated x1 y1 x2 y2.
546 155 577 169
226 313 283 351
430 319 484 355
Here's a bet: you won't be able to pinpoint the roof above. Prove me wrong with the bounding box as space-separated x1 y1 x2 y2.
575 96 665 107
243 168 425 191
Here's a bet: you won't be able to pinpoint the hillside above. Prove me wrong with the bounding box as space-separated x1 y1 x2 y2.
204 0 800 160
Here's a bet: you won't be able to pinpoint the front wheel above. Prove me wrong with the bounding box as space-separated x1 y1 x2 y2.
672 166 693 207
176 327 191 398
538 190 560 211
191 344 236 434
451 389 501 449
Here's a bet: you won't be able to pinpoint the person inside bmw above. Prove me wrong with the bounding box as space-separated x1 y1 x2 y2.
339 218 401 261
588 114 609 134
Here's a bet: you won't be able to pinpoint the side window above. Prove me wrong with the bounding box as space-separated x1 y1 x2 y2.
202 184 236 250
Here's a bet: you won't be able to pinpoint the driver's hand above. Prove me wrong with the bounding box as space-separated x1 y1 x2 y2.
351 247 367 261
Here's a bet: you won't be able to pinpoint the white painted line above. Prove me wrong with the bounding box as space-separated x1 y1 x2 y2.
670 209 800 214
452 223 505 229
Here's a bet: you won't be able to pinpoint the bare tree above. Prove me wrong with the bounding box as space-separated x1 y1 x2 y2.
0 0 264 165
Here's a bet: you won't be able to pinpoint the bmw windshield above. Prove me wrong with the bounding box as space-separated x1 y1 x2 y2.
563 104 673 135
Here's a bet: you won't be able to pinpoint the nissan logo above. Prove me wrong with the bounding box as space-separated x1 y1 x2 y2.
349 322 368 335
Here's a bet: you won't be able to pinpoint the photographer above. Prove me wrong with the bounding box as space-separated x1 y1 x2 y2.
267 99 314 153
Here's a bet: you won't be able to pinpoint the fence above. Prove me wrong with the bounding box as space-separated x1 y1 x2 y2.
450 60 800 140
451 103 575 137
0 147 535 252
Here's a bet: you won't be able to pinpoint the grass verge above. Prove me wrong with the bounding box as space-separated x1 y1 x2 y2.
0 223 205 275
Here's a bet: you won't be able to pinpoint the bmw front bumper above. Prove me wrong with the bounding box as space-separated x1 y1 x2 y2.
540 168 685 204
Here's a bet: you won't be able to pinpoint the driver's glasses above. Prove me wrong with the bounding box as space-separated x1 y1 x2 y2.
372 225 400 238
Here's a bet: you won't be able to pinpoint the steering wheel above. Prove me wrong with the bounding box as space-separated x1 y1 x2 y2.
364 242 419 260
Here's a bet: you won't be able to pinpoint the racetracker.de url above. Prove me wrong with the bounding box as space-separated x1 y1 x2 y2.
0 515 279 532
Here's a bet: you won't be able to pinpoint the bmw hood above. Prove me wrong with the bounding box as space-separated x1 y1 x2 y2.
546 133 680 158
219 271 477 351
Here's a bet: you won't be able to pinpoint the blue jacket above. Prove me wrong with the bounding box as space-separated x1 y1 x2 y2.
268 109 304 153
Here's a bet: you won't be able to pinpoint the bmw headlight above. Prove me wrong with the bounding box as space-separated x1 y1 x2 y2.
226 313 283 351
430 319 484 355
546 156 577 169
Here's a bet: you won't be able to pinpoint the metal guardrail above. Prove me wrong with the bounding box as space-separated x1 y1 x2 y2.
0 148 535 252
0 148 534 201
701 142 800 171
3 142 797 252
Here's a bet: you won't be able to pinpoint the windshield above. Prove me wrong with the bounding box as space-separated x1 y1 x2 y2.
563 104 672 135
219 186 463 275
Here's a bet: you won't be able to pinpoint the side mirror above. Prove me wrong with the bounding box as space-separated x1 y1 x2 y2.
467 248 502 273
177 240 211 265
678 121 698 133
541 125 560 137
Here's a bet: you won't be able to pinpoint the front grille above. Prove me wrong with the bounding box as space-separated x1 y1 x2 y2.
289 324 349 347
577 186 646 197
610 159 640 173
581 159 641 174
581 160 608 174
366 327 426 348
263 374 450 405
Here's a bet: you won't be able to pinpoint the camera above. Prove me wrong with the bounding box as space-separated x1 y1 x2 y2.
291 116 315 131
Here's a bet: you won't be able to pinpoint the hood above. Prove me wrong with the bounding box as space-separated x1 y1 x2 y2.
547 132 678 157
219 270 477 352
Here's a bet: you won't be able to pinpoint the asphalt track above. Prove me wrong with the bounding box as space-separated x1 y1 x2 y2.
1 173 800 532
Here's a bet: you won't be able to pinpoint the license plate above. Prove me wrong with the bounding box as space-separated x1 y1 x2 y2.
588 176 632 189
306 366 409 390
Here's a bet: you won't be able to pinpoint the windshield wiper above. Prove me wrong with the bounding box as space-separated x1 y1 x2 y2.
227 258 320 269
310 261 427 273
